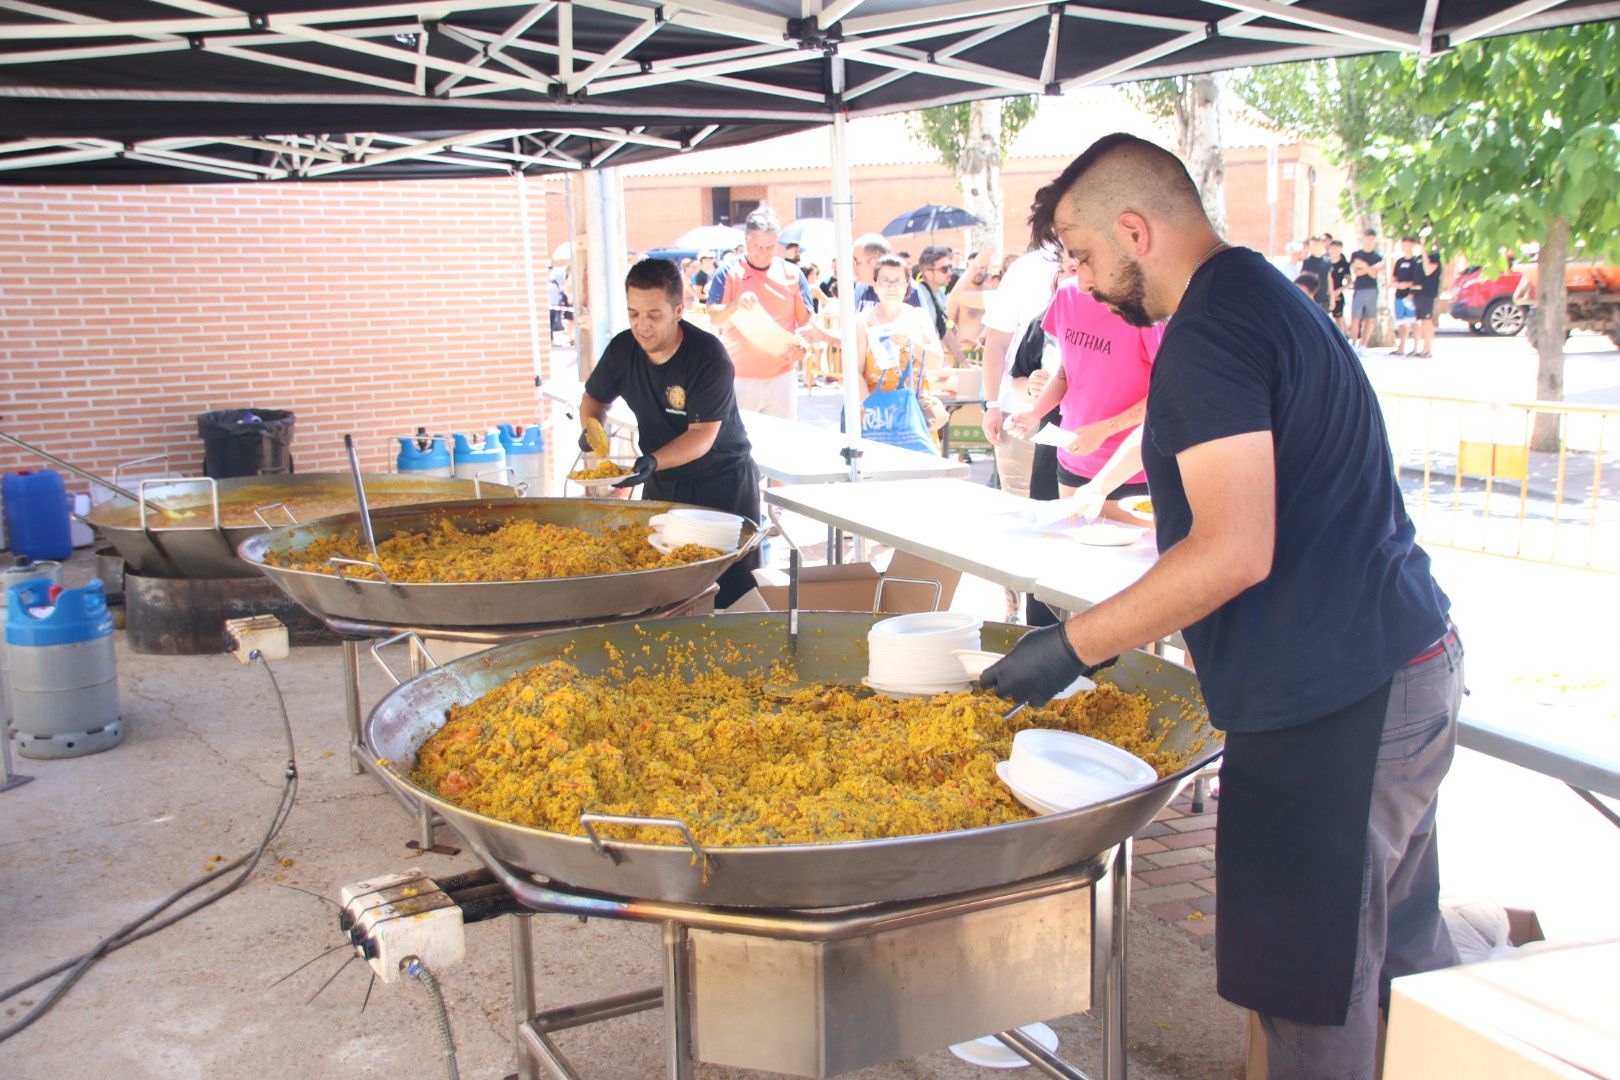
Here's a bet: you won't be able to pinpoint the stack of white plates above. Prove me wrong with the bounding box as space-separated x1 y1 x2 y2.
647 509 743 553
997 729 1157 815
864 612 982 695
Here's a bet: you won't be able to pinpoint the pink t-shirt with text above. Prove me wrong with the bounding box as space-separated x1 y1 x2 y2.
1040 280 1163 481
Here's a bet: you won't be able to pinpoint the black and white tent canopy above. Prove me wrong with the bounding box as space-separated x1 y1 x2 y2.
2 1 1616 183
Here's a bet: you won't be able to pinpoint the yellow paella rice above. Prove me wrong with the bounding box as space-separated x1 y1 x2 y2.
568 460 630 481
410 659 1199 847
582 418 612 458
265 519 719 582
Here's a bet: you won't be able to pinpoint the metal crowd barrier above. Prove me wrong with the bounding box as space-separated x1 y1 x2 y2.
1376 392 1617 573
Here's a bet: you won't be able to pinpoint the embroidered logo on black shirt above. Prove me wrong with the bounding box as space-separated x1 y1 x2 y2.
667 385 687 411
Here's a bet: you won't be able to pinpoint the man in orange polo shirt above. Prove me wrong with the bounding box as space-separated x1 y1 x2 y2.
705 208 813 419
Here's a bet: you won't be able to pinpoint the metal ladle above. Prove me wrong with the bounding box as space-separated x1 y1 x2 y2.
343 433 382 564
0 424 163 517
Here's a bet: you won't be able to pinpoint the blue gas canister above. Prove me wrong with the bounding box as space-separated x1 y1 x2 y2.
452 431 509 487
396 435 454 478
2 470 72 561
5 578 122 758
497 423 548 496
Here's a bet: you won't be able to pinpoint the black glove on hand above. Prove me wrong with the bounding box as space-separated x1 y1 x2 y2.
979 623 1117 707
577 430 595 453
612 454 658 489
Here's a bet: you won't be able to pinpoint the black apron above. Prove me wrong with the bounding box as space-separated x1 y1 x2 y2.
643 456 761 609
1214 677 1390 1025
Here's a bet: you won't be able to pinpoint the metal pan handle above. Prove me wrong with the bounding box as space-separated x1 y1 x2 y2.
252 502 299 528
112 451 171 497
872 575 943 615
138 476 220 532
327 556 396 587
368 631 440 687
578 813 714 875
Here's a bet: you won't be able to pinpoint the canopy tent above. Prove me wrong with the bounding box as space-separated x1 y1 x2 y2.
2 1 1616 184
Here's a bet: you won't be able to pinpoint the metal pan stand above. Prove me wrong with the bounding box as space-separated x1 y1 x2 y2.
444 845 1130 1080
328 589 718 851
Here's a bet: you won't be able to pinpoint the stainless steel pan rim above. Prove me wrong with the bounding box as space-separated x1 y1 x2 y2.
363 612 1220 908
88 472 517 579
238 497 763 628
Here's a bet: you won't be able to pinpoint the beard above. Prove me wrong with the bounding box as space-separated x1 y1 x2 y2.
1092 253 1154 328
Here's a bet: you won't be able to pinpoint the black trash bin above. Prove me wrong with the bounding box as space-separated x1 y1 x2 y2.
197 409 296 478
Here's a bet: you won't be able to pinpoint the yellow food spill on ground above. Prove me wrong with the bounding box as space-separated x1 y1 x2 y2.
266 519 718 582
412 660 1194 847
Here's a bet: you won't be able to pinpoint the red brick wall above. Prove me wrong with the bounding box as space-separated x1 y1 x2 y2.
0 177 551 491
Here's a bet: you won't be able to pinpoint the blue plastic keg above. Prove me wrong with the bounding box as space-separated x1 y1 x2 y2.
497 424 548 496
5 577 122 758
452 431 508 486
396 435 453 478
2 470 72 561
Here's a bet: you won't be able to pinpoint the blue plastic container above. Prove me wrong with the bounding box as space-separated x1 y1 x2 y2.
497 423 549 496
452 431 508 486
2 470 72 561
397 435 453 478
6 577 122 759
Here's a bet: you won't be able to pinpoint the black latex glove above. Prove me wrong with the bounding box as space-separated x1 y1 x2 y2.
979 623 1117 707
577 430 595 453
612 454 657 489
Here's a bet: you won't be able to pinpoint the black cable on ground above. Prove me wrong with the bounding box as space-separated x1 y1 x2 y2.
0 652 298 1043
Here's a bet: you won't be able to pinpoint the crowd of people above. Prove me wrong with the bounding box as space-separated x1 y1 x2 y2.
1281 228 1446 357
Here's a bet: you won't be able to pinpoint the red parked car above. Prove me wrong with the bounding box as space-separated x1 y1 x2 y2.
1449 265 1527 336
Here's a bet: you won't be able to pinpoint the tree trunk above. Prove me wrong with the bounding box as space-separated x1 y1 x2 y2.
1531 215 1570 452
957 100 1006 258
1178 75 1227 234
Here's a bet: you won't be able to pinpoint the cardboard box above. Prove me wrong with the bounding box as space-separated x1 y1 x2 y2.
1383 940 1620 1079
725 551 960 615
1244 906 1546 1079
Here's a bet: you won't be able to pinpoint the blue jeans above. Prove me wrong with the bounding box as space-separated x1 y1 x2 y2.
1259 631 1464 1079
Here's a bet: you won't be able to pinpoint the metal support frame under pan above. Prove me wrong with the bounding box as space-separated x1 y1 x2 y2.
479 846 1129 1080
327 591 718 851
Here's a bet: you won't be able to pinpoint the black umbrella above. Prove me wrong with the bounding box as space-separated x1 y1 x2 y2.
880 205 983 238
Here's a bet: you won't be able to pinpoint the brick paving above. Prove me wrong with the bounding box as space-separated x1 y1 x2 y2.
1132 777 1220 942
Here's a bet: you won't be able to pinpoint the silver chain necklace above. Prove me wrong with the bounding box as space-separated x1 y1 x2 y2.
1186 240 1229 292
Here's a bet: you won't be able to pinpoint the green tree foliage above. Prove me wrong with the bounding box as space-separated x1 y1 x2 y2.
1229 56 1421 228
905 96 1039 167
1348 23 1620 442
904 96 1039 255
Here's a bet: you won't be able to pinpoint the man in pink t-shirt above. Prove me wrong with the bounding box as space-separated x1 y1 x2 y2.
1009 279 1162 517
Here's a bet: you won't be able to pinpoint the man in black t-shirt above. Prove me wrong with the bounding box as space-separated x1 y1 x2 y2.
1349 230 1383 351
985 135 1458 1078
691 253 715 295
581 258 760 606
1300 235 1333 313
1390 235 1421 356
1327 238 1351 330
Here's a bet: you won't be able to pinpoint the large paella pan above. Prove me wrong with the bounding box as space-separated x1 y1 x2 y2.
89 472 517 579
239 497 763 629
365 612 1220 909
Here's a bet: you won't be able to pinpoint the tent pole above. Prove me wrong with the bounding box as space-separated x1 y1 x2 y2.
830 59 866 561
515 170 545 392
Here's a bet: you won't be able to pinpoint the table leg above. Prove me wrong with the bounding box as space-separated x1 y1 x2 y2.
511 914 539 1080
342 638 363 776
1097 839 1129 1080
662 922 693 1080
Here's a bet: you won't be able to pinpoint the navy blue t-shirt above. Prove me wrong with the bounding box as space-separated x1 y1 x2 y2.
1141 247 1449 732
